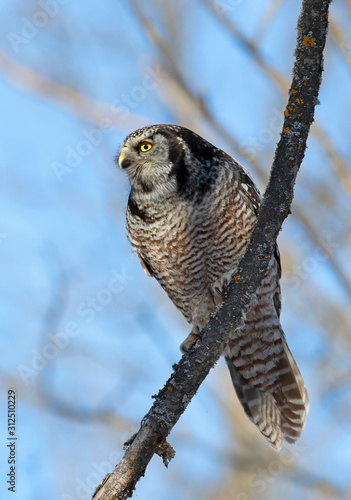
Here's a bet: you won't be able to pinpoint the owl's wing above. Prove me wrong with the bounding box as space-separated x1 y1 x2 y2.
235 165 261 216
234 161 282 312
138 253 154 277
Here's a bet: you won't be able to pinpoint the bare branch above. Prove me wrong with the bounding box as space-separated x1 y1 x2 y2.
0 49 147 131
201 0 288 92
329 18 351 70
92 1 332 498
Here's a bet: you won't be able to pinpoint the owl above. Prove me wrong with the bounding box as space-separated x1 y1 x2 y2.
118 124 308 450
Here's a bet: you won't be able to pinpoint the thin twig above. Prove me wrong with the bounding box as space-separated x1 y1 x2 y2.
0 49 148 131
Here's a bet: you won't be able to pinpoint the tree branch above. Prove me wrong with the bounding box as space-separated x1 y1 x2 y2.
92 1 332 498
0 49 147 131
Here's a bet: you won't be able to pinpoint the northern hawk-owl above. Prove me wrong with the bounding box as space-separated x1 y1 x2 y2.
118 124 308 450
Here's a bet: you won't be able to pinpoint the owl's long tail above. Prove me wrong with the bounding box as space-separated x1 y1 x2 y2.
224 252 308 450
225 333 309 450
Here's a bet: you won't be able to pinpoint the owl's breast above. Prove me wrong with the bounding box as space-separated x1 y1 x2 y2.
127 172 257 324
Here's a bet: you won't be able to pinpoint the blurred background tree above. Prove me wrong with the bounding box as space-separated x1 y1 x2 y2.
0 1 351 499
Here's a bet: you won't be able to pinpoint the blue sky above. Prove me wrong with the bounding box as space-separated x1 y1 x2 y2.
1 1 351 499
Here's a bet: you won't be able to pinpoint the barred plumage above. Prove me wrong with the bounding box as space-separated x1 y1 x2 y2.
118 124 308 450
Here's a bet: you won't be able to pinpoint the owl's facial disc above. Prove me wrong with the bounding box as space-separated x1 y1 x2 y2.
118 130 178 199
118 136 154 170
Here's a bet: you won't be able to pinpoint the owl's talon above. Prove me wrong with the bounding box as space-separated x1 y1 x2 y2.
181 344 194 354
215 286 224 297
180 330 201 353
215 279 229 297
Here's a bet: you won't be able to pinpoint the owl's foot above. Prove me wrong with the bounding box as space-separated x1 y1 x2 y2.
215 278 228 298
180 327 201 353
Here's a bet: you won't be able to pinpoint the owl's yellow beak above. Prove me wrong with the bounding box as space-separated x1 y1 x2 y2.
118 153 125 168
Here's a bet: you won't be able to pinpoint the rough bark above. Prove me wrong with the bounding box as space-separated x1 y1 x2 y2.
92 1 332 498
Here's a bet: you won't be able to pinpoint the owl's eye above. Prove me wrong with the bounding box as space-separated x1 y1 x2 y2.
139 141 152 152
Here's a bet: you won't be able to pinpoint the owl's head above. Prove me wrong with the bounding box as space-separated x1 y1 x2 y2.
117 124 223 200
